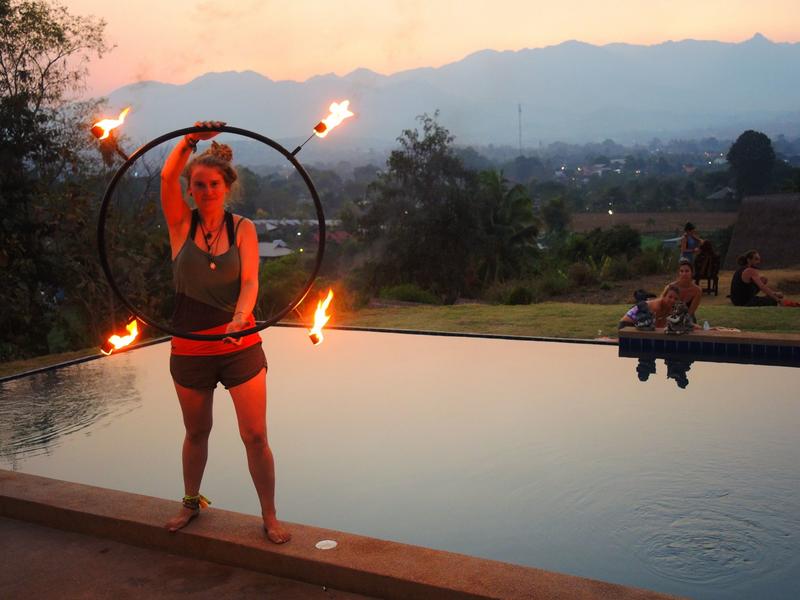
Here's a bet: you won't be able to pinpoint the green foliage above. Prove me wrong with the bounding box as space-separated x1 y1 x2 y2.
564 224 642 264
629 247 667 276
507 285 534 305
541 196 571 234
356 114 540 303
475 170 540 285
567 262 599 287
379 284 442 305
0 0 110 359
535 270 570 297
257 254 309 320
600 256 632 281
727 130 776 197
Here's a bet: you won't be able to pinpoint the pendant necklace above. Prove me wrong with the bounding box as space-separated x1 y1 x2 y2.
198 217 225 270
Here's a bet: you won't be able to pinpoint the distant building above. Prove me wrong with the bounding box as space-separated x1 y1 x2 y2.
706 187 735 202
258 240 292 260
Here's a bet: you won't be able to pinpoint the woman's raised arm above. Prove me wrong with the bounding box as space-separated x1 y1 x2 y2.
160 121 225 230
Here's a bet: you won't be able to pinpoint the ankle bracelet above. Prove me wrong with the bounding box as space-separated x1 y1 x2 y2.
182 493 211 510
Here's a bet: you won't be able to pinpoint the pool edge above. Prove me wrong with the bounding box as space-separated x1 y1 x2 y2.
0 470 677 600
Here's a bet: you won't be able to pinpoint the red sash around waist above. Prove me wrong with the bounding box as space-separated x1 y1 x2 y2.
170 315 261 356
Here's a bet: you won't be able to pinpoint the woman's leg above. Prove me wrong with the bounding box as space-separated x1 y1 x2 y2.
165 381 214 531
229 368 291 543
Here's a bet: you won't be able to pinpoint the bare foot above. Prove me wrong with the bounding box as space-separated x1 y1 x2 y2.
165 506 199 532
263 515 291 544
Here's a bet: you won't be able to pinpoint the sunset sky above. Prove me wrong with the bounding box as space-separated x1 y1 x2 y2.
64 0 800 97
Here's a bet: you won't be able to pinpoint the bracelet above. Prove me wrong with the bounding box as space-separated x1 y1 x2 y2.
185 136 198 153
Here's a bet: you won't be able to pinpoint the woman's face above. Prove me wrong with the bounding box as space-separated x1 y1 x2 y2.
189 165 229 210
749 253 762 267
663 289 679 310
678 264 692 281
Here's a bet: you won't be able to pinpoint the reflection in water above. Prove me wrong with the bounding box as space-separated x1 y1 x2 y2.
0 359 141 468
634 358 694 389
2 331 799 600
665 358 693 389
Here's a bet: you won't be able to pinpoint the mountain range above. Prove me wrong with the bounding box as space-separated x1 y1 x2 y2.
107 34 800 163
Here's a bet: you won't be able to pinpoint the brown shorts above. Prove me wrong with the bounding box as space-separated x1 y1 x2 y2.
170 343 267 390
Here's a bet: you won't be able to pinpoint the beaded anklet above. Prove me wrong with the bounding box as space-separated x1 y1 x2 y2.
182 493 211 511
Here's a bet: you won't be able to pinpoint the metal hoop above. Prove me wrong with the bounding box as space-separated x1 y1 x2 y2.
97 126 326 340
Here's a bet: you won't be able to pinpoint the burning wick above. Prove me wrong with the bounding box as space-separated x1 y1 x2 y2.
308 289 334 345
91 107 131 161
292 100 354 156
100 319 140 355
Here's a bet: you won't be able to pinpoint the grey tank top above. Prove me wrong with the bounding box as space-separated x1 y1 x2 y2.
171 211 243 331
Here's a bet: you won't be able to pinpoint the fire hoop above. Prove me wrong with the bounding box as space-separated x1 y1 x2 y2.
97 125 326 341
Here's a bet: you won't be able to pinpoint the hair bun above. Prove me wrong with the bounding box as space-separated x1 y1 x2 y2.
205 141 233 163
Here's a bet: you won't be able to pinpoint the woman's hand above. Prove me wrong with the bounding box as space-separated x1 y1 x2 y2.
222 312 247 345
186 120 226 144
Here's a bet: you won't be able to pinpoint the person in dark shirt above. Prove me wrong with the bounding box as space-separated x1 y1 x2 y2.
730 250 784 306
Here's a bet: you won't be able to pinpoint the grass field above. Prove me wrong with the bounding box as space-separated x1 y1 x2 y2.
570 211 737 234
336 302 800 339
4 268 799 379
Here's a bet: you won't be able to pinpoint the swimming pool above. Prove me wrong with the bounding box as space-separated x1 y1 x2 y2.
2 327 799 599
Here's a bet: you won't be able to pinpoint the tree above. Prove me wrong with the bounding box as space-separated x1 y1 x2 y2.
727 130 776 198
0 0 110 359
476 170 539 284
541 196 570 235
357 113 480 302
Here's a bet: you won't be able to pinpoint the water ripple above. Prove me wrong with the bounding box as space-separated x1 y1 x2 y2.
629 487 796 586
0 358 142 465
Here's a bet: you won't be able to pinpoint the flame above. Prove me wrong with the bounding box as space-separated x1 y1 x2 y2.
92 107 130 140
314 101 354 138
101 319 139 355
308 289 334 345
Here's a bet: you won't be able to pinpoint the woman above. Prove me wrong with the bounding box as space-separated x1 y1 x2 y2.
620 285 682 329
729 249 794 307
161 121 290 543
679 222 703 265
664 258 702 319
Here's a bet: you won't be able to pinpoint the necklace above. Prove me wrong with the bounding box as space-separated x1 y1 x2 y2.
198 216 225 270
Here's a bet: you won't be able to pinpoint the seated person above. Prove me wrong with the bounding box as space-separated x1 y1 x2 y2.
664 258 702 320
620 285 681 329
730 250 799 307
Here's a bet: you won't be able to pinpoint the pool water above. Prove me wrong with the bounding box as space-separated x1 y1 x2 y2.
2 327 799 599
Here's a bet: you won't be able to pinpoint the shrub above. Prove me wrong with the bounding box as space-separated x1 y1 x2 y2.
535 270 571 297
630 247 667 276
600 256 632 281
567 262 599 286
507 285 533 305
379 283 441 304
600 281 612 290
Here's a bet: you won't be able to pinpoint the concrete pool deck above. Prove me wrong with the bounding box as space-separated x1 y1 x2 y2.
0 470 678 599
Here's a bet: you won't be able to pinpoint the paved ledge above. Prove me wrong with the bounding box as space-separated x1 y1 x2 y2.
0 470 677 600
0 516 371 599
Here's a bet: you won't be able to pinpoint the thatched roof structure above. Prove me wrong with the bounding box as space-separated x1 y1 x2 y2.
724 193 800 269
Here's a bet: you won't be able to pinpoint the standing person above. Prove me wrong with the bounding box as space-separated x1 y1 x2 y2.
729 250 791 307
664 258 703 320
679 222 703 265
161 121 290 543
